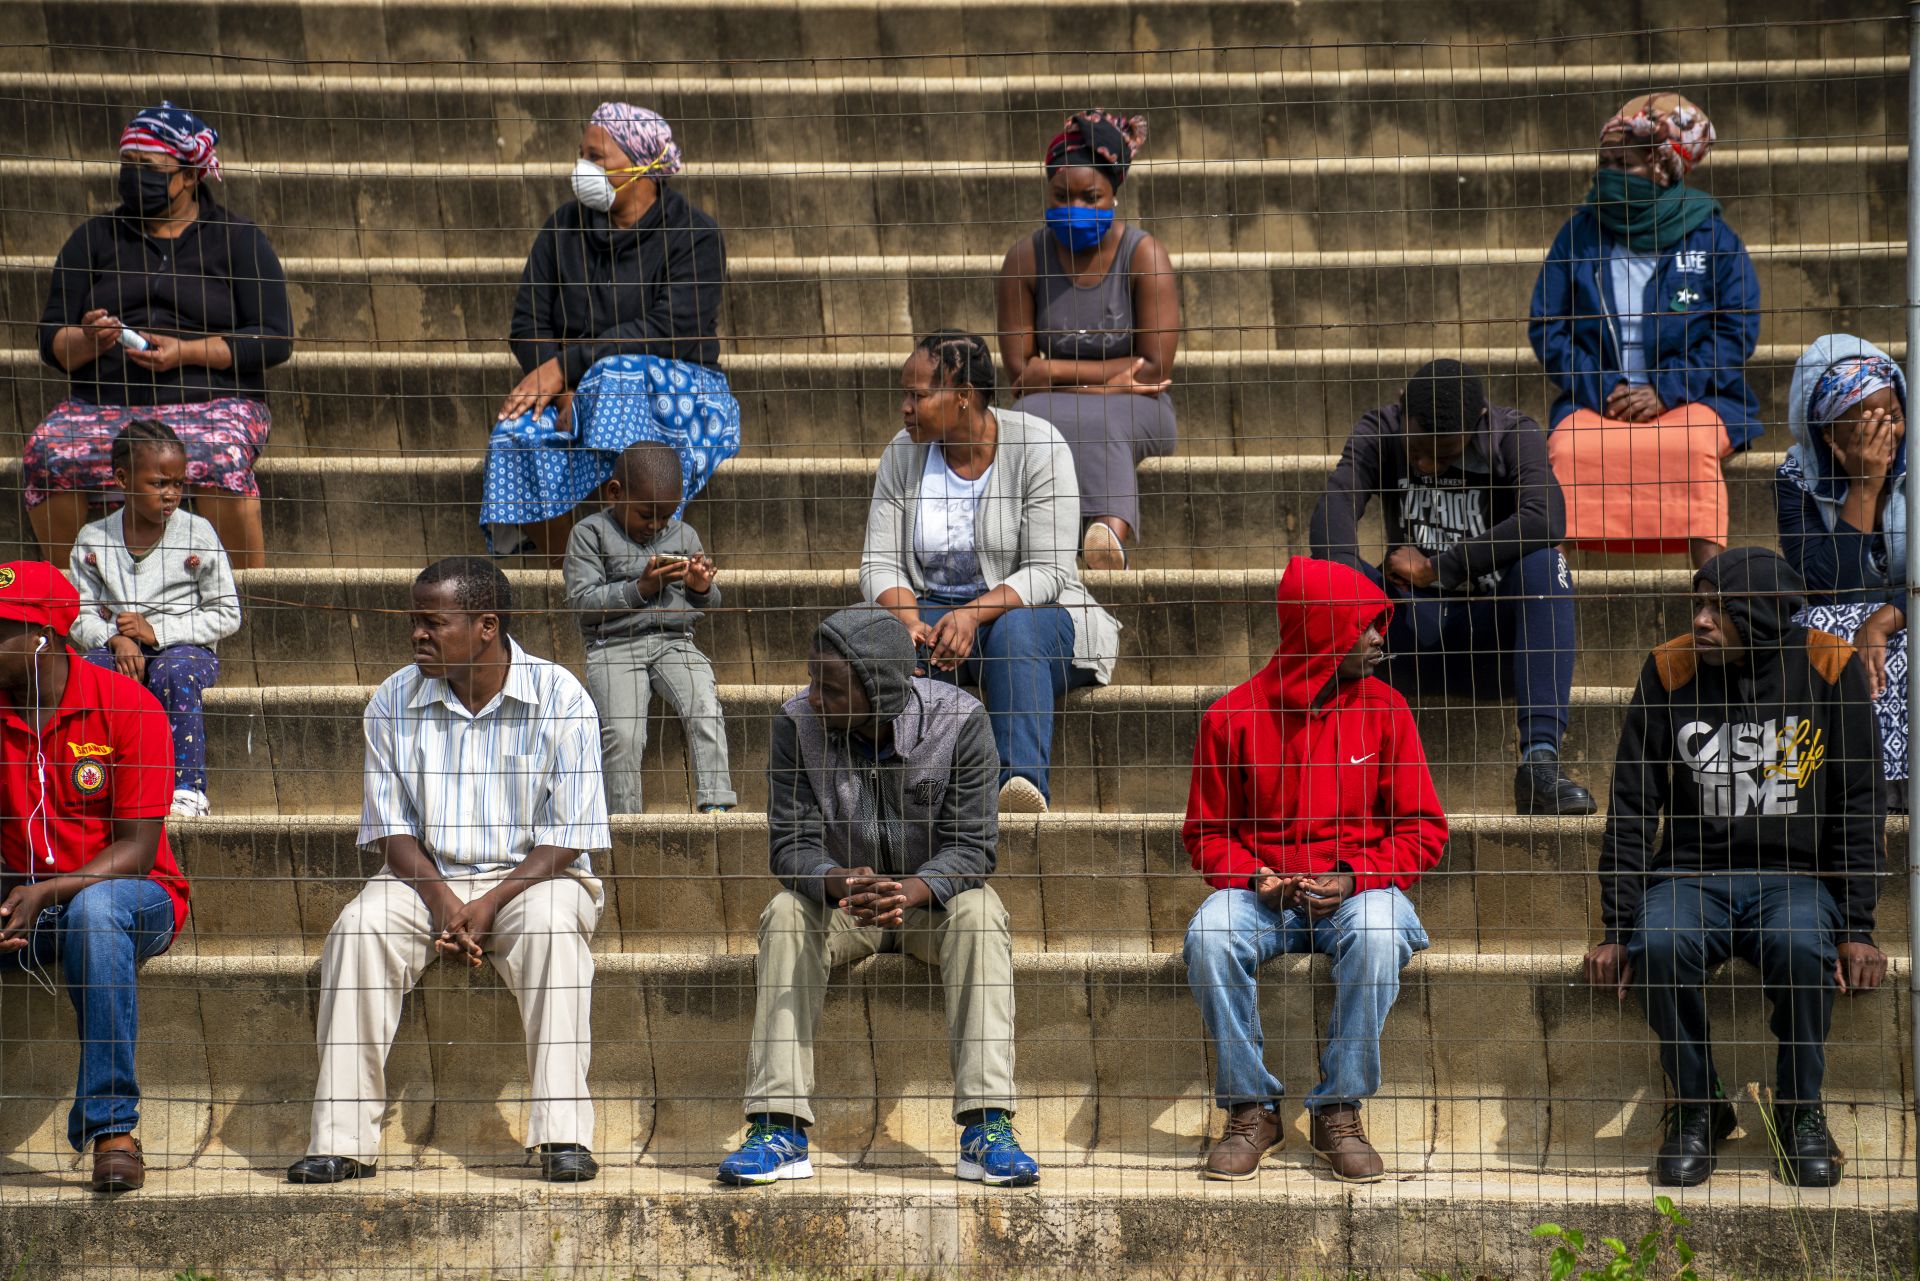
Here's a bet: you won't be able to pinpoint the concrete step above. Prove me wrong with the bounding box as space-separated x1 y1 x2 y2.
1 57 1900 164
0 1167 1909 1281
0 242 1893 355
0 949 1907 1179
2 342 1878 461
0 147 1899 260
0 448 1790 572
220 565 1696 691
21 0 1900 70
205 680 1649 816
165 812 1916 959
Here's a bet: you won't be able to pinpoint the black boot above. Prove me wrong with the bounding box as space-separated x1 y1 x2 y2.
1515 749 1597 816
1773 1106 1843 1187
1655 1099 1736 1187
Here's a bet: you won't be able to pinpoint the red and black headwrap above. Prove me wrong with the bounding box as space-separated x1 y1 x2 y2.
1043 110 1149 189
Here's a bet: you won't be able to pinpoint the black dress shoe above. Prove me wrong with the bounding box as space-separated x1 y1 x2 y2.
287 1154 377 1184
1773 1106 1844 1187
1515 752 1597 816
1655 1100 1736 1187
538 1143 598 1183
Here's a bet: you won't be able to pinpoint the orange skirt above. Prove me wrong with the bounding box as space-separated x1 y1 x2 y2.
1547 403 1731 554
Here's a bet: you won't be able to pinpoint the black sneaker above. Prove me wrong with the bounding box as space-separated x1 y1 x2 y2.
1515 750 1597 816
1773 1106 1844 1187
1655 1099 1736 1187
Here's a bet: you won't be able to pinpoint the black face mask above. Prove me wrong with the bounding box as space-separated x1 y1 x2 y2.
117 163 176 218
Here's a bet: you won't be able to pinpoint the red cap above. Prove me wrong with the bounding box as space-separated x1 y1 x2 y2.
0 562 80 634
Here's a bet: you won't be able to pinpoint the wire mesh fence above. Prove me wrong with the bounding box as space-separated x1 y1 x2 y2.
0 6 1911 1279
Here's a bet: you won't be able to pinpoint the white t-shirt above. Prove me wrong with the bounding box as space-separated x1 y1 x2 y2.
913 445 992 596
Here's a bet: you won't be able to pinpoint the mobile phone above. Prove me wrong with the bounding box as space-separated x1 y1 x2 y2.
652 554 691 567
117 328 150 352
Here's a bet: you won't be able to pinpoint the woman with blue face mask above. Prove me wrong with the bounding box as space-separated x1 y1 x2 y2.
995 111 1181 571
481 103 740 562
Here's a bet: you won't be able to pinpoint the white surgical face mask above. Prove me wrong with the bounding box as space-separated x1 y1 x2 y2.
571 158 618 212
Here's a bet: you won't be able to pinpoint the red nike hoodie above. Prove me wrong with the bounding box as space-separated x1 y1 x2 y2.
1183 557 1448 891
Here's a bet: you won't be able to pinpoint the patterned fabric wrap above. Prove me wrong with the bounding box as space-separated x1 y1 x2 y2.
1811 354 1902 426
1798 601 1908 782
480 354 741 555
588 103 683 176
1044 110 1149 188
24 397 270 507
119 101 221 181
1598 92 1715 187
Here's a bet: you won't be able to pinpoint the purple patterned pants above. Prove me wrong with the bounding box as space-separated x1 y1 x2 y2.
84 644 219 794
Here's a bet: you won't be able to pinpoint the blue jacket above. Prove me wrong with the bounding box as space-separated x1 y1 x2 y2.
1527 206 1762 449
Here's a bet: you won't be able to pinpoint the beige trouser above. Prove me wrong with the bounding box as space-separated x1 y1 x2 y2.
744 884 1016 1126
308 871 603 1162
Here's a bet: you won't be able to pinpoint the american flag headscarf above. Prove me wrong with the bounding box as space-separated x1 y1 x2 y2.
118 102 221 182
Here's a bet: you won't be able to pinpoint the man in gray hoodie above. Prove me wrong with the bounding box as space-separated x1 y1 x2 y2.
717 607 1038 1187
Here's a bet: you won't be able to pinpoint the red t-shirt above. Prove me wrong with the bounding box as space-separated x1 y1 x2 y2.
0 651 190 938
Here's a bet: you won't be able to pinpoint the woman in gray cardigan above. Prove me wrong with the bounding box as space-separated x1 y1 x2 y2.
860 330 1121 814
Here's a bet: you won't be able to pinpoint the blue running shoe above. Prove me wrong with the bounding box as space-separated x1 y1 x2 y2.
957 1111 1039 1187
717 1117 811 1185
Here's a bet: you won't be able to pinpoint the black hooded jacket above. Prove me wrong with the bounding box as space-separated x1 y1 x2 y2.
767 607 999 906
1600 548 1885 944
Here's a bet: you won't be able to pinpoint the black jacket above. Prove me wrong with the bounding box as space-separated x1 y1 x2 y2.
1600 549 1885 945
1310 402 1565 593
509 185 725 385
37 196 293 405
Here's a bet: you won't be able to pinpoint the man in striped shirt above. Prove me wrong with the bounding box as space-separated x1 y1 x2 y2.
289 557 612 1185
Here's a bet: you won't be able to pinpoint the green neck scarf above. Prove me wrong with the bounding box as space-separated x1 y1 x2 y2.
1584 168 1721 253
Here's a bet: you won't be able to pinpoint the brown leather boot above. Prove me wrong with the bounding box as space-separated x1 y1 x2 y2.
1310 1104 1384 1183
92 1135 143 1193
1202 1103 1284 1181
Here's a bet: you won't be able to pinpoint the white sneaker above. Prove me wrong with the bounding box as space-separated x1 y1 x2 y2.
998 777 1048 815
170 789 210 819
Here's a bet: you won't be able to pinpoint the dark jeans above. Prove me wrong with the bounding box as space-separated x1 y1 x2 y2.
1362 547 1575 751
0 878 175 1150
1626 874 1841 1106
918 595 1098 802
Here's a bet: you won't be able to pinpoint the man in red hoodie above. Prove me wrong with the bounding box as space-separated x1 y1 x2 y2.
1183 557 1448 1183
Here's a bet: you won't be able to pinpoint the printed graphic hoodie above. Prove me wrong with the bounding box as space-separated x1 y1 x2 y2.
1183 557 1449 891
1601 548 1884 944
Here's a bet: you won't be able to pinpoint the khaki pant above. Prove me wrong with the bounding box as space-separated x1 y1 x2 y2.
745 885 1016 1125
308 871 603 1162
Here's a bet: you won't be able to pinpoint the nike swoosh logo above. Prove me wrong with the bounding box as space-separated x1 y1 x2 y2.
1349 754 1375 766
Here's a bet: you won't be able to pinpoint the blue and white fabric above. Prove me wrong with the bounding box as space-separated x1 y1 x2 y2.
481 353 741 555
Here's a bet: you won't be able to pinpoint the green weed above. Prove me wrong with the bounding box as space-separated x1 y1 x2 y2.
1532 1195 1701 1281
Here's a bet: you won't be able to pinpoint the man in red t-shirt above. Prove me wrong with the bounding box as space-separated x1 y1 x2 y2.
0 562 187 1194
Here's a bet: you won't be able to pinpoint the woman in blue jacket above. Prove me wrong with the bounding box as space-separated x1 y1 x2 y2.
1527 94 1760 568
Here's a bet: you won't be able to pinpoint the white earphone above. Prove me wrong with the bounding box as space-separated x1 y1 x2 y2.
33 635 46 654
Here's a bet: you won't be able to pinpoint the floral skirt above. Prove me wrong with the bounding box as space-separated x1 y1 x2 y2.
480 354 741 555
1798 601 1908 782
25 397 271 508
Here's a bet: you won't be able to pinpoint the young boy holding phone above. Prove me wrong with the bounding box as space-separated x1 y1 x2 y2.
563 441 735 814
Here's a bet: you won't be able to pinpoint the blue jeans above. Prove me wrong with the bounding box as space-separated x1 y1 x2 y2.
1627 874 1840 1107
0 878 175 1150
84 643 219 794
1183 886 1429 1110
918 596 1098 801
1363 547 1575 751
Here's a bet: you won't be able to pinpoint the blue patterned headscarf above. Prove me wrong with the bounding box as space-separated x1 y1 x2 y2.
1811 354 1901 426
119 101 220 181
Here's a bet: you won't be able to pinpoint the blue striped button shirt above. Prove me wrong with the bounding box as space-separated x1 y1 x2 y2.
358 638 612 877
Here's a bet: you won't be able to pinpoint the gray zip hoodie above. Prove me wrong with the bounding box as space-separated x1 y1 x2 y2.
767 606 999 906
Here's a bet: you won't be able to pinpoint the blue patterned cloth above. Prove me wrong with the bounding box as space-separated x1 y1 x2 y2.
481 354 741 555
1798 601 1908 783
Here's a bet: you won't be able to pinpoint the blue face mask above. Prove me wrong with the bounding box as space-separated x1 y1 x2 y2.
1045 205 1113 253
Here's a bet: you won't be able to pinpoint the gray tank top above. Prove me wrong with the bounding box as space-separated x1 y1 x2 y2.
1031 225 1146 361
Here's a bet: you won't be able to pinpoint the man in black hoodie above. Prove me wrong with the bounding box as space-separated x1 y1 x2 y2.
1586 547 1888 1189
1311 359 1594 816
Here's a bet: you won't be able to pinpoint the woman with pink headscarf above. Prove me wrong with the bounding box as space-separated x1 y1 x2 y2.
34 102 292 568
1528 93 1761 568
482 103 740 560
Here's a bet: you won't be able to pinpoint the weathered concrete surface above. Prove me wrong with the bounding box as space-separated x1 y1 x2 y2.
0 952 1907 1178
0 1165 1910 1279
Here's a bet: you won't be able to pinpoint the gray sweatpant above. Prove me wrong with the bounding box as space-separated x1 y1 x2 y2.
585 632 736 813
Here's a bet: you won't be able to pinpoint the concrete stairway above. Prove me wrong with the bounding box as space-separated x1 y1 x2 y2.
0 2 1913 1276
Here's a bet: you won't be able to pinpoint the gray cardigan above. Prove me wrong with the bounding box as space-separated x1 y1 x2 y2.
859 407 1120 683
